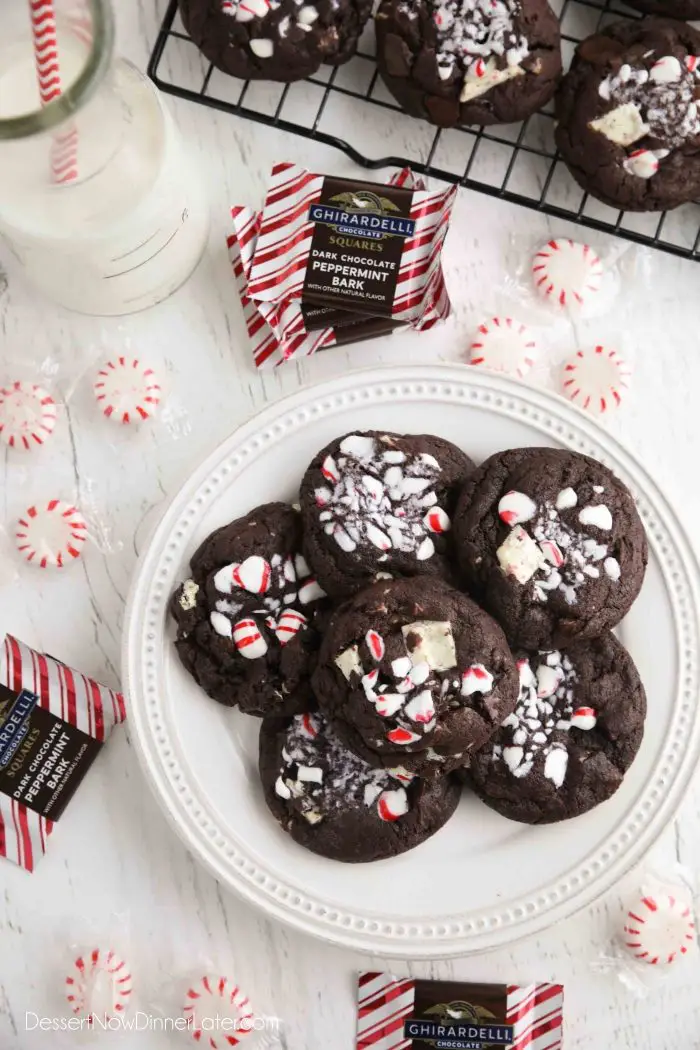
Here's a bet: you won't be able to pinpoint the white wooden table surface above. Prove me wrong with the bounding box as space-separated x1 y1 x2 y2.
2 1 700 1047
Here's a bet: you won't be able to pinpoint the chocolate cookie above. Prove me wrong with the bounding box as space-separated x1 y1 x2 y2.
453 447 648 649
259 711 461 861
170 503 328 715
312 577 519 777
555 19 700 212
468 634 646 824
626 0 700 18
300 430 474 599
375 0 561 128
178 0 371 82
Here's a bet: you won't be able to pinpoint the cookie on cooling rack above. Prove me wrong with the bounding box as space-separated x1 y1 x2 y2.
625 0 700 20
452 447 648 649
259 711 461 861
299 429 474 599
312 577 519 777
374 0 562 128
468 633 646 824
178 0 372 82
555 19 700 212
170 502 328 715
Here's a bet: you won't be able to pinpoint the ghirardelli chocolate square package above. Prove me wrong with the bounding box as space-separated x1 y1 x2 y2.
356 973 564 1050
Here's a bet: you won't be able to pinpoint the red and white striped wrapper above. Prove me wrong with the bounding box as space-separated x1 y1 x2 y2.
227 168 451 368
0 635 126 873
246 163 456 326
356 973 564 1050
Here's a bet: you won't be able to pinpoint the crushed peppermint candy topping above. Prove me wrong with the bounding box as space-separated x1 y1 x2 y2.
496 488 621 605
315 434 451 563
334 620 494 749
492 651 595 788
424 0 530 82
208 548 324 658
597 55 700 152
273 713 413 824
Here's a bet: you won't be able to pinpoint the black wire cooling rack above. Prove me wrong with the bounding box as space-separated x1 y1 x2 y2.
148 0 700 261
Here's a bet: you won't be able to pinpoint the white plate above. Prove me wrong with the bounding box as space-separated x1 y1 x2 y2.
124 366 700 958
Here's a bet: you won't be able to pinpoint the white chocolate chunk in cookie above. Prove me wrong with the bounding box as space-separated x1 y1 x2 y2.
460 57 525 103
335 644 363 680
179 578 199 611
401 620 457 671
497 525 546 584
589 102 649 146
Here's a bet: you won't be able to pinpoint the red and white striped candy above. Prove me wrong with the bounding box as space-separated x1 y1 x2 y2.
386 765 415 784
232 618 268 659
403 689 435 724
93 357 161 424
377 787 409 822
275 609 307 645
562 346 631 415
16 500 87 569
498 490 537 526
531 238 603 310
321 455 339 482
299 712 320 739
423 507 450 533
366 629 385 662
571 706 597 730
469 317 539 380
623 893 695 966
386 726 421 745
623 149 663 180
650 55 682 83
540 539 564 567
0 382 57 450
65 948 133 1022
182 975 254 1048
686 55 700 73
235 0 271 19
298 577 326 604
375 692 405 717
461 664 494 696
233 555 271 594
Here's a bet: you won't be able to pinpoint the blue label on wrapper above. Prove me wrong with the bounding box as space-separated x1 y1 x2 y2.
308 202 416 240
403 1020 514 1048
0 689 38 769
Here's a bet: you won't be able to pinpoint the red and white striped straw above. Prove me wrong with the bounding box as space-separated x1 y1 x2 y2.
29 0 79 183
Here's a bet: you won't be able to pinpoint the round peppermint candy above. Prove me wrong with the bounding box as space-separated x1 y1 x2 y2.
623 892 695 966
93 357 161 424
182 975 254 1048
531 239 603 310
65 948 133 1022
16 500 88 569
562 345 631 415
469 317 539 380
0 381 57 450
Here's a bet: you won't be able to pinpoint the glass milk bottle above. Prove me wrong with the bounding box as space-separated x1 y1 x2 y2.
0 0 209 315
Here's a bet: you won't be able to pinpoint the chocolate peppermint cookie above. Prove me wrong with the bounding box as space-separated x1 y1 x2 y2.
375 0 561 128
453 447 648 649
469 633 646 824
626 0 700 18
300 430 474 599
170 503 327 715
556 19 700 212
312 577 519 776
179 0 371 82
259 711 461 861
